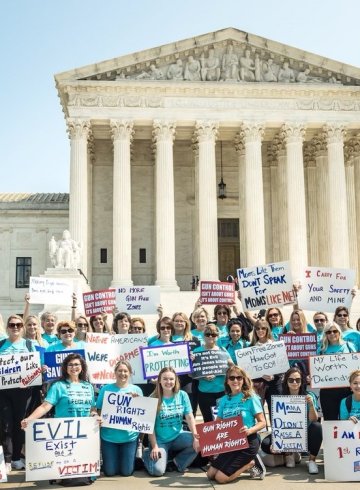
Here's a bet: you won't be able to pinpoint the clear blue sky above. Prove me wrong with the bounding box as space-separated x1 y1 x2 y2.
1 0 359 193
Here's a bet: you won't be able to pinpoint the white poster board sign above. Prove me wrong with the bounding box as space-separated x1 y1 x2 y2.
25 417 100 481
235 341 290 378
323 420 360 481
237 261 295 311
29 276 73 306
85 333 148 384
309 352 360 388
297 266 355 312
115 286 160 314
0 446 7 482
140 342 191 379
0 352 42 389
271 395 308 452
101 393 157 434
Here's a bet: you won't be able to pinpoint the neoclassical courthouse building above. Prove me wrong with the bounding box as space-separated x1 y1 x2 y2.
1 28 360 317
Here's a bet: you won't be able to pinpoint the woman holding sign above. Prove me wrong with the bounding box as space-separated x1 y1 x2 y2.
96 360 143 476
340 369 360 422
143 367 199 476
207 366 266 483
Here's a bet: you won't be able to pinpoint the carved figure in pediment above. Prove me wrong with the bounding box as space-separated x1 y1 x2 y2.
184 56 201 81
134 64 164 80
296 68 323 83
262 59 278 82
115 72 126 80
167 59 184 80
239 49 255 81
328 73 342 84
254 54 262 82
200 49 221 81
278 61 295 83
221 45 239 81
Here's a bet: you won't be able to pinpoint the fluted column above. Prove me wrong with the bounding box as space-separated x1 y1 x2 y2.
324 124 349 268
351 136 360 281
304 144 319 266
67 119 92 275
344 142 358 275
110 120 134 286
152 120 179 290
281 123 308 279
239 123 265 267
234 137 247 266
195 121 219 280
192 139 200 279
276 140 289 262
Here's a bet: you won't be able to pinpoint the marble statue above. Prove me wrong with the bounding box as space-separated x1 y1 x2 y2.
239 49 255 81
134 64 164 80
262 59 278 82
277 61 295 83
296 68 323 83
254 53 261 82
167 59 184 80
221 45 239 81
49 230 81 269
200 49 221 81
184 56 201 81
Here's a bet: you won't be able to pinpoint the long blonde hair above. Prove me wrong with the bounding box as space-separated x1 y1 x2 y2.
224 366 254 401
321 322 345 353
152 367 180 413
24 315 47 347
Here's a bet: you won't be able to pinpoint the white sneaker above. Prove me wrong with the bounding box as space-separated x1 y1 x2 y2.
249 454 266 480
308 461 319 474
136 443 143 459
5 462 12 474
285 454 295 468
11 460 25 470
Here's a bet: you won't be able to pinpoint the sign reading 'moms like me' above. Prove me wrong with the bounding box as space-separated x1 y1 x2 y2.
83 289 115 316
235 342 290 379
25 417 100 482
271 395 308 452
140 342 191 379
29 277 74 306
297 267 355 312
200 281 235 305
101 393 158 434
43 350 85 382
0 352 42 390
197 416 249 457
115 286 160 314
237 261 295 311
85 333 148 384
309 352 360 389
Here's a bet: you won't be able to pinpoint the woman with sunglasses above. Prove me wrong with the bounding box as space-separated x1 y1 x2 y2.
148 317 174 346
207 366 266 483
0 315 37 473
261 367 322 474
129 317 146 334
312 312 328 352
74 315 92 342
333 307 360 352
213 304 232 339
264 308 285 340
192 324 233 422
45 320 86 352
319 322 355 420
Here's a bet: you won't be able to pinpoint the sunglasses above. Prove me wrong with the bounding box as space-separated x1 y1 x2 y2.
314 318 326 323
131 326 144 331
77 323 88 327
268 313 279 318
326 330 339 335
336 313 348 318
160 326 171 331
60 328 75 334
288 378 302 384
255 327 267 331
205 332 218 337
8 322 23 329
217 311 228 315
228 375 243 381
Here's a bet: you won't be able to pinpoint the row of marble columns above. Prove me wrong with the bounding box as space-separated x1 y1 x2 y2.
67 118 359 288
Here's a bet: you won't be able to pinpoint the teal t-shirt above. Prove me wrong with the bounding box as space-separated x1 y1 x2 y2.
322 342 356 354
340 396 360 420
42 333 59 345
217 392 263 428
216 324 229 339
155 390 192 443
190 329 205 345
148 339 172 347
147 334 159 345
270 326 284 341
45 380 95 418
283 322 316 334
97 383 143 443
342 330 360 352
46 340 86 352
219 337 250 363
192 346 231 393
0 338 35 354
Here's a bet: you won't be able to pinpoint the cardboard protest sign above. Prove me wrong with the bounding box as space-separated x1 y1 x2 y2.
297 266 355 312
191 350 229 379
0 446 7 482
271 395 308 452
197 416 249 457
278 333 317 360
309 352 360 388
237 261 295 311
323 420 360 481
0 352 42 390
115 286 160 314
200 281 235 305
25 417 100 482
101 393 157 434
29 276 73 306
83 289 115 316
235 341 289 379
43 350 86 382
140 342 191 379
85 333 148 384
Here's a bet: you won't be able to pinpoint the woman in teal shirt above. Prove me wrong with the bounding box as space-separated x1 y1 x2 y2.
340 369 360 422
97 360 143 476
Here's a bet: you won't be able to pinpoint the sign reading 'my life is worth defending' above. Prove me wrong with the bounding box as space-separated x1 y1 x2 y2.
29 277 74 306
297 266 355 312
0 352 42 389
140 342 191 379
309 352 360 389
25 417 100 482
115 286 160 314
235 341 290 379
271 395 308 452
237 261 295 311
200 281 235 305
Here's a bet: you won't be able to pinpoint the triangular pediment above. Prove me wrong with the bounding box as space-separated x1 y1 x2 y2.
55 28 360 87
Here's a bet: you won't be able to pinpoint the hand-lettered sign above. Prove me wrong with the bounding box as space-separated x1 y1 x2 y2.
191 350 229 379
309 352 360 388
0 352 42 389
83 289 115 316
271 395 308 452
278 333 317 360
237 261 295 311
235 341 290 378
140 342 191 379
297 267 355 312
197 416 249 456
200 281 235 305
25 417 100 481
43 350 86 382
115 286 160 314
29 277 74 306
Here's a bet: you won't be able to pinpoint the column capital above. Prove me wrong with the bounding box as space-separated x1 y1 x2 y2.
323 123 346 144
281 123 305 143
303 143 316 168
194 120 219 143
191 136 199 156
67 119 92 140
234 134 245 154
311 133 327 156
110 120 134 142
239 122 264 143
152 120 176 143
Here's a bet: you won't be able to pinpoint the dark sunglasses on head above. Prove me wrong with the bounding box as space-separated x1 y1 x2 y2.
8 322 23 329
60 328 75 334
228 375 243 381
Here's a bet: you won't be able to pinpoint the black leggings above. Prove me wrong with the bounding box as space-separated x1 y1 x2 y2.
198 390 224 423
261 421 322 457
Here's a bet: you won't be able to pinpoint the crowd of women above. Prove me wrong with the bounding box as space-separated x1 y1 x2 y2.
1 293 360 485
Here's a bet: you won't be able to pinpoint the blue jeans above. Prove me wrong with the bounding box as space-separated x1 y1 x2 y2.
143 432 197 476
101 437 138 476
